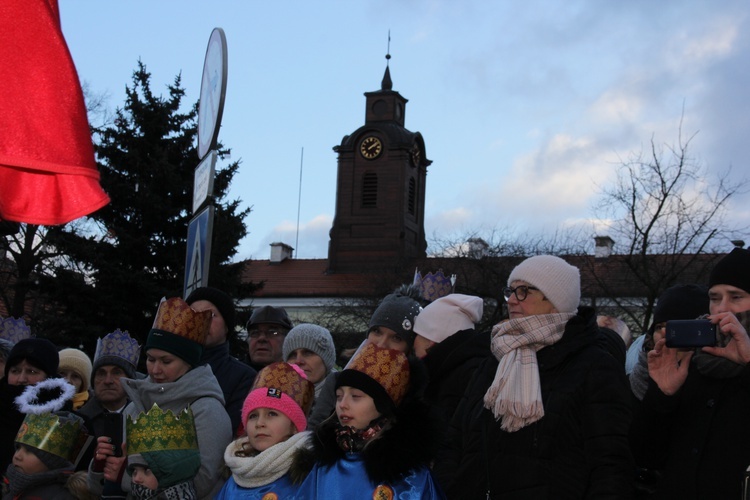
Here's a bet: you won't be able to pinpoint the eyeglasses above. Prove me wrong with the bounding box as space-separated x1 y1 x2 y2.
502 285 540 302
248 329 284 339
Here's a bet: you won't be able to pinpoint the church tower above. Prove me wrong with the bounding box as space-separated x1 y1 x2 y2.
327 55 430 274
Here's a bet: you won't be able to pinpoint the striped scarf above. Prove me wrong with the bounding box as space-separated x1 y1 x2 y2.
483 313 573 432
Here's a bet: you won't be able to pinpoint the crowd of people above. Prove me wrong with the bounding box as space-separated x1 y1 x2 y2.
1 247 749 499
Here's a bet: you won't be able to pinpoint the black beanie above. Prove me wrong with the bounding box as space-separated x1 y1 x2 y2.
649 284 709 334
5 338 59 378
186 286 236 331
368 293 422 349
709 248 750 293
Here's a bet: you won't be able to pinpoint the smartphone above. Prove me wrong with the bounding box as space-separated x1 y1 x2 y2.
665 319 717 348
97 412 124 457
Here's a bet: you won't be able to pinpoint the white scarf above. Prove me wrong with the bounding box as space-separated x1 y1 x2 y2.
483 313 573 432
223 431 311 488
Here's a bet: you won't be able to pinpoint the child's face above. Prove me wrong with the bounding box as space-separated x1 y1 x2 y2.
131 465 159 490
246 407 296 452
59 369 84 392
12 445 48 474
336 386 381 430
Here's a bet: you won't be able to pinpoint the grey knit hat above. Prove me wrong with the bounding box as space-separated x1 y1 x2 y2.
508 255 581 313
282 324 336 373
368 293 423 348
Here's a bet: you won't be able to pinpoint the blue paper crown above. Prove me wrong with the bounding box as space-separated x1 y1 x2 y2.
412 268 456 302
0 317 32 344
94 329 140 369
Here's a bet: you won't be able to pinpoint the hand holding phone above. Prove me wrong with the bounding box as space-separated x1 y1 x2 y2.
97 413 124 457
665 319 717 349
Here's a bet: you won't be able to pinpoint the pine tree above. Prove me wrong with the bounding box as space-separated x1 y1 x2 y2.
36 61 253 350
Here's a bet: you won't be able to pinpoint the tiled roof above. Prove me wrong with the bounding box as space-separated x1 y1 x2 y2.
240 258 378 298
240 252 723 300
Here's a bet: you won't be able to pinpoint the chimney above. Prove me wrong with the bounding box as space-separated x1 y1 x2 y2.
269 242 294 263
467 237 489 259
594 236 615 258
731 240 746 249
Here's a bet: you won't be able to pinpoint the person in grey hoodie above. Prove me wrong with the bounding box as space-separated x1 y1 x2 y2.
89 297 232 500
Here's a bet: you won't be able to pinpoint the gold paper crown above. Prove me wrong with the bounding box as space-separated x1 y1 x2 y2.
346 343 410 406
15 412 86 462
0 316 32 344
94 329 140 368
126 404 198 456
413 268 457 302
152 297 211 344
252 362 315 416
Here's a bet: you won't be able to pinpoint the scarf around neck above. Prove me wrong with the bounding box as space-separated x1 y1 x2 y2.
224 431 311 489
334 416 388 452
4 463 69 497
483 312 574 432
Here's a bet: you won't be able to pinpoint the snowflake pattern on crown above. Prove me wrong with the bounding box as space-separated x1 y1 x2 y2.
94 329 140 368
252 363 315 416
15 413 86 462
127 404 198 455
347 343 410 407
0 316 32 344
412 268 456 302
152 297 211 344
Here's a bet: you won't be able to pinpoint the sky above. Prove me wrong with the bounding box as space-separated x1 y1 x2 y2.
59 0 750 261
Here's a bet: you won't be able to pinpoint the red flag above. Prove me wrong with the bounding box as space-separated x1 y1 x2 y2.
0 0 109 225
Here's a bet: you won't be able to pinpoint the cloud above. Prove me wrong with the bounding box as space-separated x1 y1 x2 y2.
247 214 333 260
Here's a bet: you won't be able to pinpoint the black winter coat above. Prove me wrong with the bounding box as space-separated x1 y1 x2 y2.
632 363 750 499
201 342 257 434
422 328 491 425
0 380 26 477
436 307 633 499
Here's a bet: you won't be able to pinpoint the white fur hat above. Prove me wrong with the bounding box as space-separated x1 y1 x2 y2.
508 255 581 313
413 294 483 343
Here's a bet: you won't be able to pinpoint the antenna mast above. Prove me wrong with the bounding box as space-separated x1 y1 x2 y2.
294 147 304 257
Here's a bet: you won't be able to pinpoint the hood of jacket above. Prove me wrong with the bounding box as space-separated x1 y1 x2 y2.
122 364 225 414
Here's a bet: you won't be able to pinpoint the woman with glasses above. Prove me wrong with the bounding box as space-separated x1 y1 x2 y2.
435 255 633 499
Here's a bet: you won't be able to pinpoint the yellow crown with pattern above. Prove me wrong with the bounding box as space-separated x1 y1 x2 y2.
152 297 211 344
345 342 410 407
126 404 198 455
15 412 86 462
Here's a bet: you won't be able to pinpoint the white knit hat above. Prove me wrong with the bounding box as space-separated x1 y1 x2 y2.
508 255 580 313
413 294 483 343
282 324 336 373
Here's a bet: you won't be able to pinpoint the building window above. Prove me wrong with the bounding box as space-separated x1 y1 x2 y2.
362 172 377 208
408 177 416 215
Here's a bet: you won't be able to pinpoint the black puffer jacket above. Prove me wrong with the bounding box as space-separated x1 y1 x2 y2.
201 342 257 434
422 328 491 424
436 307 633 499
631 311 750 499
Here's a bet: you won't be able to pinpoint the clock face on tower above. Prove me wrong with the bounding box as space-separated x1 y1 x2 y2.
410 144 421 168
360 136 382 160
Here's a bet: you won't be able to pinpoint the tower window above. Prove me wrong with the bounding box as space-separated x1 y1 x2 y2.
408 177 416 215
362 172 377 208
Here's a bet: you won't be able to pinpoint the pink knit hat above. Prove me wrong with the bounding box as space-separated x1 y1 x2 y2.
241 362 314 433
413 294 483 343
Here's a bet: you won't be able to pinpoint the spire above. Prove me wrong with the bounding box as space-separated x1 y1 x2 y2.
381 30 393 91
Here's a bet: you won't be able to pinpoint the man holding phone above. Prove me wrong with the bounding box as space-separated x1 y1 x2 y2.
634 248 750 499
79 329 139 490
